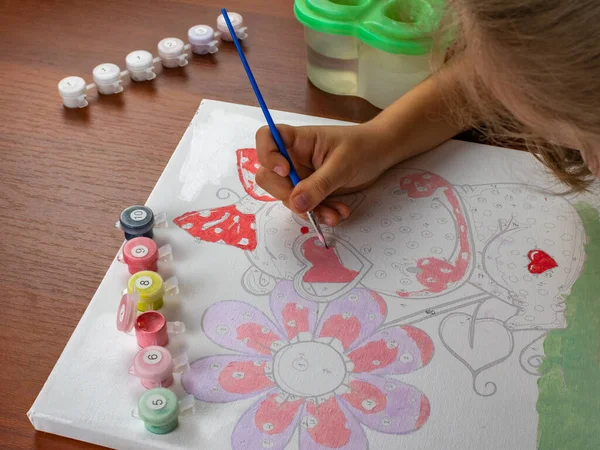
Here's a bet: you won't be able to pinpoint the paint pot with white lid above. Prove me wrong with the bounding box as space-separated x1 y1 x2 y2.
217 12 248 41
187 25 220 55
57 76 93 108
157 38 190 68
126 50 161 81
93 63 125 95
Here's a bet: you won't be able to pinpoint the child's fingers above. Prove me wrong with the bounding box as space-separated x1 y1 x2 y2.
255 125 291 176
255 167 294 201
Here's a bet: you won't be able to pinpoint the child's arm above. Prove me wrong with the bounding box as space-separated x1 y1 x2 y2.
255 60 468 226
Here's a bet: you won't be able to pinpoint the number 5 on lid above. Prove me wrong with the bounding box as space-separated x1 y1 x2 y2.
133 388 195 434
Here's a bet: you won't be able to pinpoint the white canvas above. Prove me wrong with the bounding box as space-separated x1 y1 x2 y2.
29 100 600 450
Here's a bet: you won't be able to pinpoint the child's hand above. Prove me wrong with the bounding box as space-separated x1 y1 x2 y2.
255 124 396 226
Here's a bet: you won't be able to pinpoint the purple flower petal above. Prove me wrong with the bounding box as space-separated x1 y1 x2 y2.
298 397 367 450
203 300 287 355
270 280 319 340
231 392 303 450
182 355 274 403
315 288 387 351
341 374 430 434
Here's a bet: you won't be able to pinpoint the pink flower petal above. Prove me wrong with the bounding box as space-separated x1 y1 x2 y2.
182 355 274 403
347 325 434 374
299 397 367 450
269 280 318 340
231 392 302 450
341 374 430 434
203 301 287 355
316 288 387 351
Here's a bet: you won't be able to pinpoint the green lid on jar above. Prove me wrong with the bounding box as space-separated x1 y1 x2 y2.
138 388 179 434
294 0 445 55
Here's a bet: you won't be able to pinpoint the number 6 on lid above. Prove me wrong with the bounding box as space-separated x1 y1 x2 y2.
129 346 189 389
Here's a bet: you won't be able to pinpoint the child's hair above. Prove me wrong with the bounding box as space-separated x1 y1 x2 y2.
434 0 598 191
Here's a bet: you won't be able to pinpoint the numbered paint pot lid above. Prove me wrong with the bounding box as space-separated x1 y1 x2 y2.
127 270 165 302
120 205 155 234
157 38 185 57
123 237 159 265
217 12 243 32
93 63 121 84
58 76 87 98
116 293 138 332
188 25 215 45
133 346 173 381
138 388 179 426
126 50 154 71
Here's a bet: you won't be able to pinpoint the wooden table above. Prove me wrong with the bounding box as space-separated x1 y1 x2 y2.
0 1 476 449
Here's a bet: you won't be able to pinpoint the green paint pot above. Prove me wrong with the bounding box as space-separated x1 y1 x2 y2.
137 388 179 434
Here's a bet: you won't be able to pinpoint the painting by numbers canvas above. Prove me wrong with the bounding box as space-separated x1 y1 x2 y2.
29 100 600 450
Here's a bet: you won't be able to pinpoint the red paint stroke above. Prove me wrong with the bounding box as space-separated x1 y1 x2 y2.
402 325 434 366
348 340 398 373
319 315 361 350
236 323 281 355
527 249 558 274
281 302 310 340
174 204 257 251
300 226 309 234
218 360 274 394
236 148 277 202
306 397 351 448
416 394 431 429
342 379 387 414
302 237 359 283
255 394 302 435
397 172 471 297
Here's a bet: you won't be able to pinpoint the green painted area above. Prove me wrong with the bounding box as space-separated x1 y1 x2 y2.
537 203 600 450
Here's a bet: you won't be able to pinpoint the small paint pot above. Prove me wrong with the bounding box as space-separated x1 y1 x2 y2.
57 76 89 108
157 38 189 68
217 12 248 41
134 388 196 435
117 205 165 241
116 293 185 348
126 50 157 82
187 25 220 55
92 63 124 95
127 270 179 311
118 237 173 274
130 346 189 389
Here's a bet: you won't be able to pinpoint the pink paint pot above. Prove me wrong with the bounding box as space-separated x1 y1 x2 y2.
117 293 185 348
118 237 173 275
130 346 190 389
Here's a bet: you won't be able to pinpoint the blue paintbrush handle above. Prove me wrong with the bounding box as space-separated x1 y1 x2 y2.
221 8 301 186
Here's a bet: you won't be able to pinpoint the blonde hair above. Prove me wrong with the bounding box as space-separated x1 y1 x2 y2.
435 0 598 190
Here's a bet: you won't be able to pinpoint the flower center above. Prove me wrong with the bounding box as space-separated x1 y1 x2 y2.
273 341 346 397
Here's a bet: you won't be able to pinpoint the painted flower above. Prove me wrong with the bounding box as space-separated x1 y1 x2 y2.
182 280 434 449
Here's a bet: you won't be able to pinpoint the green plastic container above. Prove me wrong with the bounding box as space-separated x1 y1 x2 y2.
294 0 444 108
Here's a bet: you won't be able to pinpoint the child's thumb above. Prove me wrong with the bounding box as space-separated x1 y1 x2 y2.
289 156 348 214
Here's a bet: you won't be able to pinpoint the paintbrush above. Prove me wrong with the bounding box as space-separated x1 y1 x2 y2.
221 8 328 248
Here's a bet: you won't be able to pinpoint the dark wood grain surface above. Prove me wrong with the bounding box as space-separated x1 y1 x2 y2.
0 1 478 449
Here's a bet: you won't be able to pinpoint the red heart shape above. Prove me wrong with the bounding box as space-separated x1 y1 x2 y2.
527 250 558 274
